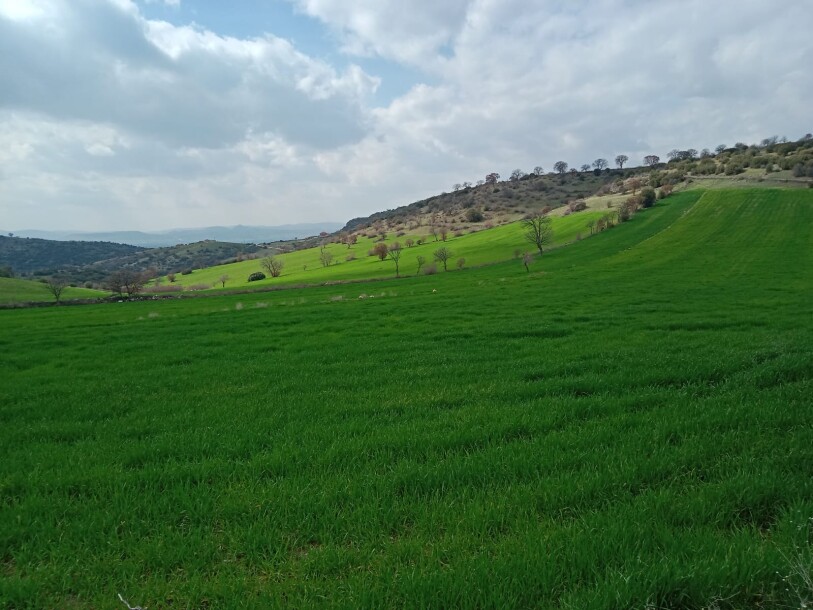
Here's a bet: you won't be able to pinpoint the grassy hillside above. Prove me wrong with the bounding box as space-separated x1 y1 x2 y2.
0 277 108 305
161 210 607 291
1 189 811 609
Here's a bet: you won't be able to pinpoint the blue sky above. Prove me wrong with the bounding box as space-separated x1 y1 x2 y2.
0 0 811 231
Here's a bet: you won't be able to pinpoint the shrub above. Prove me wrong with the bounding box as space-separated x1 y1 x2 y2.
640 188 657 208
456 258 466 270
423 264 437 275
181 268 194 275
346 253 356 262
465 208 484 222
247 272 266 282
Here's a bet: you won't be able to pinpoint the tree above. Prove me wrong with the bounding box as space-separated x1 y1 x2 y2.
167 272 176 283
319 250 334 267
373 242 388 260
261 256 284 277
640 188 657 208
593 158 608 171
485 172 500 185
45 276 67 304
533 166 544 176
416 255 426 275
667 149 680 161
433 247 453 271
626 177 642 194
580 164 591 173
456 257 466 270
615 154 628 169
586 219 597 235
643 155 660 167
106 269 146 298
521 214 553 254
439 227 449 241
715 144 727 154
510 169 524 182
685 148 698 160
553 161 568 175
387 242 402 277
462 181 472 189
405 238 414 248
218 274 230 288
344 234 358 248
522 252 533 273
453 183 462 191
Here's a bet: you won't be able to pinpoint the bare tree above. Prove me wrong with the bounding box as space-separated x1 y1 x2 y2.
433 247 453 271
107 269 146 298
416 255 426 275
45 276 67 304
319 250 334 267
387 242 403 277
580 164 591 173
586 219 597 235
261 256 284 277
440 227 449 242
373 242 388 260
510 169 524 181
218 274 230 288
167 272 176 283
485 172 500 185
643 155 660 167
405 238 415 248
453 183 462 191
593 158 608 171
522 252 534 273
553 161 568 175
456 257 466 270
521 214 553 254
615 154 628 169
533 166 544 176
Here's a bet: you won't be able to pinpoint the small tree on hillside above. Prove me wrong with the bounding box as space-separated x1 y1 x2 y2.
522 252 534 273
387 242 403 277
554 161 568 175
640 187 657 208
615 154 628 169
218 274 230 288
440 227 449 242
485 172 500 185
533 166 544 176
433 247 453 271
261 256 284 277
521 214 553 255
416 255 426 275
644 155 660 167
319 250 334 267
45 276 67 304
373 242 388 261
593 158 608 171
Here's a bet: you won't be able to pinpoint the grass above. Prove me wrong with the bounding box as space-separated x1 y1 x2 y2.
1 189 812 609
158 212 606 293
0 277 108 305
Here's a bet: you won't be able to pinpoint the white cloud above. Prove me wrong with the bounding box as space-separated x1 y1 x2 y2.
1 0 811 232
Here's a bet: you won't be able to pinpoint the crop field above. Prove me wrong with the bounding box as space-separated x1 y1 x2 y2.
159 210 606 292
1 190 812 609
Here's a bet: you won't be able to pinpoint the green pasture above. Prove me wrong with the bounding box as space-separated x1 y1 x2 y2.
0 277 108 305
161 211 605 291
1 190 812 609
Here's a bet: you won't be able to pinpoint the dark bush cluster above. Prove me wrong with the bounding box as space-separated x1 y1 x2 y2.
247 272 266 282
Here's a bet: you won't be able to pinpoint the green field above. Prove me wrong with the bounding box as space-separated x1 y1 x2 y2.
160 211 605 292
0 277 108 305
1 190 812 609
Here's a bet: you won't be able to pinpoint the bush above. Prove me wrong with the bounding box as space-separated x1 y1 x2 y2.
640 188 657 208
181 268 194 275
465 209 484 222
423 264 437 275
456 258 466 270
247 272 266 282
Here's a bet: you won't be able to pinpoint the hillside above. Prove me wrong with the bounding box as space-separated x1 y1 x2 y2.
0 277 109 305
0 235 143 275
1 188 811 608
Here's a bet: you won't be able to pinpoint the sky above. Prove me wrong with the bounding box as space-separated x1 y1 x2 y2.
1 0 811 232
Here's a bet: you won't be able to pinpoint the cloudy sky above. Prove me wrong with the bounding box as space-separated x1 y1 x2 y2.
1 0 810 231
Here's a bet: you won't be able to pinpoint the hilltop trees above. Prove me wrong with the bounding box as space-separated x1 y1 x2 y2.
615 154 628 169
521 214 553 254
644 155 660 167
593 158 608 171
485 172 500 185
553 161 568 175
261 256 284 277
319 250 334 267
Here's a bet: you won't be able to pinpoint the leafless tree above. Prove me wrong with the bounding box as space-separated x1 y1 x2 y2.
456 257 466 270
553 161 568 175
218 274 230 288
521 214 553 254
510 169 524 181
45 276 67 304
433 247 453 271
416 255 426 275
167 272 176 283
440 227 449 241
485 172 500 185
533 166 544 176
593 158 608 171
387 242 403 276
319 250 334 267
405 238 414 248
261 256 284 277
643 155 660 167
615 154 628 169
522 252 534 273
373 242 388 261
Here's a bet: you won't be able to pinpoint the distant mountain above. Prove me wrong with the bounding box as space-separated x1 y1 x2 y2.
7 223 344 248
